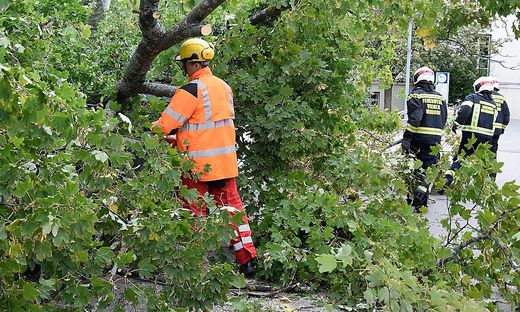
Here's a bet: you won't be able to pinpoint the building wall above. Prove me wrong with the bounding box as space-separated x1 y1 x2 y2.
369 83 385 109
490 16 520 120
370 82 407 112
391 83 406 112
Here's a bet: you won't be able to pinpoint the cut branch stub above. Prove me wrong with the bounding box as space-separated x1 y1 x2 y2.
201 24 212 36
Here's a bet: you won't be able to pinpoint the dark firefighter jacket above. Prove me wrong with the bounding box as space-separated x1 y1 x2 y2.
454 91 497 139
491 91 510 136
404 82 448 145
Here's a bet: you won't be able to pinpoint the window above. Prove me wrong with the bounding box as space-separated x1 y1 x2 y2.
370 92 381 107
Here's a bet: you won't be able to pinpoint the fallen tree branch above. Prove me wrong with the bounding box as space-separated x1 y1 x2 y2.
232 284 296 298
141 82 177 98
421 206 520 276
117 0 224 102
249 5 290 25
117 1 293 102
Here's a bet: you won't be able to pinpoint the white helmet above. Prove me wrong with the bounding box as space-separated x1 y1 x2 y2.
473 76 495 93
488 76 500 91
413 66 434 84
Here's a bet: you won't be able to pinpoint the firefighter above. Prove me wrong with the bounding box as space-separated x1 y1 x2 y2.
402 66 447 212
489 77 510 179
444 76 497 186
152 38 257 276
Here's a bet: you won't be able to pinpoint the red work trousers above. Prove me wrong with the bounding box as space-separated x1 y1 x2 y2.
181 177 257 265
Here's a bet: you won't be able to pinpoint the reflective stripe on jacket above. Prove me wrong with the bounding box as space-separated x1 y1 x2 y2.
491 92 510 135
404 83 448 145
154 67 238 181
455 92 497 138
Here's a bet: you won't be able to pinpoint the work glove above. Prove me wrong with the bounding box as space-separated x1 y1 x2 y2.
160 135 177 146
401 138 411 154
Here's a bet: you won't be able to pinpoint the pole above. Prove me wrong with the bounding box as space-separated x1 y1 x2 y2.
404 18 413 114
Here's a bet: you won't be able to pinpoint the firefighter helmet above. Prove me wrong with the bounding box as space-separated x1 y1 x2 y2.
473 76 495 93
413 66 435 84
175 38 215 63
489 76 500 91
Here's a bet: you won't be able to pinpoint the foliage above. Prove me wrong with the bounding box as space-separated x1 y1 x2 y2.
0 3 241 310
1 0 519 311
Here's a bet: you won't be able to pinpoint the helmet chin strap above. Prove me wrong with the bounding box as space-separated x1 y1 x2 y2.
181 62 188 76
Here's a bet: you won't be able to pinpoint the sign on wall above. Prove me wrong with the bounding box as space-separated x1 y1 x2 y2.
435 72 450 103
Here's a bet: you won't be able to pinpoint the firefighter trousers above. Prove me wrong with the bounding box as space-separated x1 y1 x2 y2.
180 177 257 265
409 142 438 209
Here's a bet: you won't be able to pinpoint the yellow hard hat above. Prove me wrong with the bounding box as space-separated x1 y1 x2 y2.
175 38 215 63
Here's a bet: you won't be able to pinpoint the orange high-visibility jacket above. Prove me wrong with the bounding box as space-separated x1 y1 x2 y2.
154 67 238 181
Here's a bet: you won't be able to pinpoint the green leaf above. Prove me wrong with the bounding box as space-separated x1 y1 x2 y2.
52 230 69 247
92 150 109 163
315 254 337 273
138 258 157 278
95 247 115 266
74 285 90 307
0 77 12 101
34 241 52 261
0 37 10 49
74 250 89 263
115 252 136 267
364 288 375 304
21 219 38 238
502 181 519 197
23 282 40 301
335 244 353 266
0 224 7 240
124 286 139 304
231 274 246 288
14 176 33 197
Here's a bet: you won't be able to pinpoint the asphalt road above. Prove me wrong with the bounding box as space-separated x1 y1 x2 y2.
495 119 520 187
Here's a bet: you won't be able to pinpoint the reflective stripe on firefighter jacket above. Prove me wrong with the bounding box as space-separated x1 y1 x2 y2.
404 83 448 145
454 92 497 138
154 67 238 181
491 92 510 135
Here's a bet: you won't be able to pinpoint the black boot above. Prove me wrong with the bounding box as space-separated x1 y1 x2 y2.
239 259 256 278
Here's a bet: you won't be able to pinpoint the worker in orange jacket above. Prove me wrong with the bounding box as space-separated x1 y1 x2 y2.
153 38 257 276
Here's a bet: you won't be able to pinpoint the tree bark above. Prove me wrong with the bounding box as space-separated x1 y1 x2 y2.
249 5 289 26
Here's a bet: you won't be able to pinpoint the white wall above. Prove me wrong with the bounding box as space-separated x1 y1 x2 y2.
391 83 406 112
490 16 520 120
